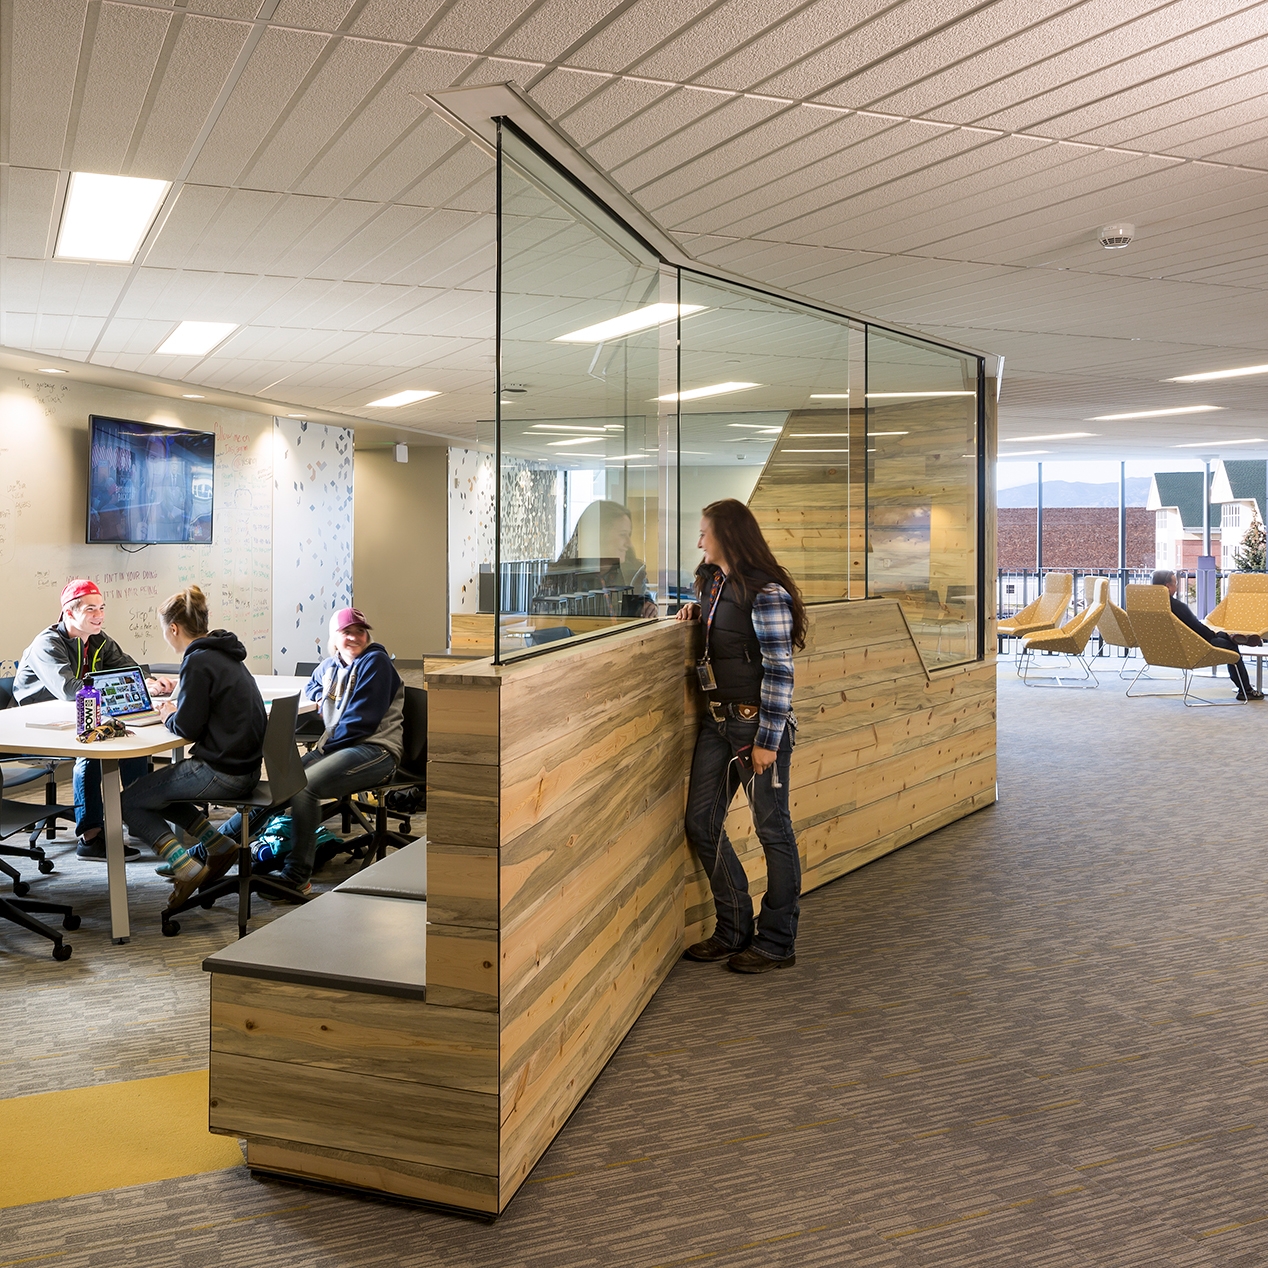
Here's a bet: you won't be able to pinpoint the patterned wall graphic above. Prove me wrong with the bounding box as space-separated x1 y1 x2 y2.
449 447 495 615
0 370 273 670
272 418 354 668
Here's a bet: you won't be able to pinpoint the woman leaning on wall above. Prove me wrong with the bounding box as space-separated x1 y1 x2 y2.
675 498 807 974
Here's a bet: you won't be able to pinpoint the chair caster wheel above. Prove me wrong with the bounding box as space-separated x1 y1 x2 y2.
12 880 29 897
161 919 180 937
38 859 55 874
53 943 72 961
200 897 216 909
63 914 80 931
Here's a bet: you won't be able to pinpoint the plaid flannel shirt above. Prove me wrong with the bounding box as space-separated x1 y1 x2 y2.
751 583 796 751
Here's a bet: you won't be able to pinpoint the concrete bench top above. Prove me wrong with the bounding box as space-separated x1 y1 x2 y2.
334 841 427 901
202 891 427 1000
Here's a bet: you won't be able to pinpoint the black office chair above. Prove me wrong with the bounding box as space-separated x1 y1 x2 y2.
0 675 74 858
0 767 79 960
161 694 312 940
525 625 573 647
293 661 325 749
333 686 428 870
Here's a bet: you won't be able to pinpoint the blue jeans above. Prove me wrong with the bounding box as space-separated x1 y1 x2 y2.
221 744 397 886
75 756 150 837
684 714 800 960
120 758 259 850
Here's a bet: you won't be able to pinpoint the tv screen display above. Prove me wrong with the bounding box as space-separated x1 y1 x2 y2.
87 416 215 544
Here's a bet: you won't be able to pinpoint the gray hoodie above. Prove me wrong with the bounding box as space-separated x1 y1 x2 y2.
14 622 136 704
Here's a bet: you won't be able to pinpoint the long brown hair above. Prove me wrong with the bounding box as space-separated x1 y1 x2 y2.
159 585 209 638
696 499 807 650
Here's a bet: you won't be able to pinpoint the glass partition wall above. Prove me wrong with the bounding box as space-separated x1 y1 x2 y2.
494 120 986 668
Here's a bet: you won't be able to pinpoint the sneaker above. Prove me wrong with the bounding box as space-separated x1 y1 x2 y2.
77 837 140 861
1250 690 1265 701
264 875 312 903
684 935 749 962
727 948 796 974
166 863 211 911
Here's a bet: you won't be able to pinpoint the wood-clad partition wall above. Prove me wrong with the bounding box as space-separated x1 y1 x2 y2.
427 600 994 1212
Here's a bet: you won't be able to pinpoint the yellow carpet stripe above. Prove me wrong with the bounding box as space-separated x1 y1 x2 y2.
0 1070 243 1209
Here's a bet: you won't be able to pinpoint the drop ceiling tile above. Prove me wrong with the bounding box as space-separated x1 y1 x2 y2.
186 1 260 16
315 202 435 280
526 67 613 120
609 95 787 191
268 198 386 276
558 77 675 147
495 0 630 63
381 288 492 338
0 312 38 348
407 150 495 210
344 103 473 203
560 0 716 74
387 217 494 289
144 184 231 270
241 37 403 191
130 14 253 180
272 0 359 26
7 0 88 168
426 0 541 54
1 166 59 259
349 0 449 41
186 26 330 185
583 85 721 170
1111 93 1268 161
70 2 173 173
1202 136 1268 168
222 194 339 273
181 188 285 272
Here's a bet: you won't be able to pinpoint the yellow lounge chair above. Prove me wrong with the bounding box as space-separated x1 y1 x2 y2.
1020 577 1109 687
998 573 1072 664
1124 584 1243 706
1095 594 1143 679
1206 572 1268 638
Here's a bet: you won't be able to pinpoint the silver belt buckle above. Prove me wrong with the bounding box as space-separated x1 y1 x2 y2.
707 701 726 723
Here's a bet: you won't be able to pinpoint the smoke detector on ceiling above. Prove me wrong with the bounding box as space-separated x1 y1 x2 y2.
1098 223 1134 249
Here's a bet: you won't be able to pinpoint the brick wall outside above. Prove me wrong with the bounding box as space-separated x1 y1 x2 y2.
998 507 1156 569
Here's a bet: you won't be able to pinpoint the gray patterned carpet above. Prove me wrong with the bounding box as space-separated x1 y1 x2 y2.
7 662 1268 1266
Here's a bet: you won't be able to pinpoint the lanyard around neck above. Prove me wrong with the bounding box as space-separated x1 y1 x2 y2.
76 638 102 679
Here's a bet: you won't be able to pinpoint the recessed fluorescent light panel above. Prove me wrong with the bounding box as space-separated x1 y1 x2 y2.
997 450 1050 457
55 172 170 263
547 438 605 447
554 303 705 343
1174 438 1266 448
865 391 975 398
870 431 909 437
527 425 606 432
1169 364 1268 382
157 322 238 357
656 382 759 403
365 389 441 408
1000 432 1097 441
38 367 68 374
809 393 850 399
1090 406 1222 420
182 394 205 400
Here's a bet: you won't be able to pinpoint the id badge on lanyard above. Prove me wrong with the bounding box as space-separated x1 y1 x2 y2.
696 572 724 692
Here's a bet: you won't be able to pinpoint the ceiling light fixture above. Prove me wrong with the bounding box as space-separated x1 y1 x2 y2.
365 389 441 408
1000 432 1097 441
555 303 706 343
55 172 170 263
182 394 205 400
726 423 775 430
791 432 849 438
866 391 975 398
527 425 606 432
38 367 68 374
286 412 307 418
870 431 909 437
785 448 851 453
809 393 850 399
998 450 1051 457
157 321 238 356
1174 438 1266 448
547 438 606 447
657 382 759 403
1090 406 1222 420
1169 363 1268 382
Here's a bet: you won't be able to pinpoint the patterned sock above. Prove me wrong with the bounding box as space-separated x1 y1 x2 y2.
155 835 202 882
190 817 235 858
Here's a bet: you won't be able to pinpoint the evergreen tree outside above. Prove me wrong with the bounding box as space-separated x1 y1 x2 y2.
1234 510 1267 572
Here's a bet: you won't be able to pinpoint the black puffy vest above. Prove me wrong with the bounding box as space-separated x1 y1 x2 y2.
703 566 771 703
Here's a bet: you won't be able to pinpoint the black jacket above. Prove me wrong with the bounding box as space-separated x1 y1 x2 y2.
167 630 266 777
14 622 135 704
1169 594 1225 647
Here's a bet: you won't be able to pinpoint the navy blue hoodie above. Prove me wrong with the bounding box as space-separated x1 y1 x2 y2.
166 630 266 776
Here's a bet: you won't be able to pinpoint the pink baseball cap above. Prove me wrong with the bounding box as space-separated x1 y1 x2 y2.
330 606 371 634
60 579 102 609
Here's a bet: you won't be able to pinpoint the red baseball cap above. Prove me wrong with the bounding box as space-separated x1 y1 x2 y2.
330 606 371 634
60 579 102 609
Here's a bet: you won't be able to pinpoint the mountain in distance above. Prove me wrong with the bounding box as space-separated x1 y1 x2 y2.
997 477 1152 509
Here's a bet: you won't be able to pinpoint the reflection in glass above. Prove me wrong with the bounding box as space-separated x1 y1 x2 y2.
866 328 980 666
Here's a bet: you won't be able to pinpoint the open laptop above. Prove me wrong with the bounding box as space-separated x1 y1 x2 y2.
92 666 162 725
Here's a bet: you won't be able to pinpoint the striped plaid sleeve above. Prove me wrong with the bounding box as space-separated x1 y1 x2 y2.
752 583 795 751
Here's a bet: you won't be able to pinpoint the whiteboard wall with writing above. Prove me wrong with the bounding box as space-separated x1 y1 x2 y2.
0 369 273 671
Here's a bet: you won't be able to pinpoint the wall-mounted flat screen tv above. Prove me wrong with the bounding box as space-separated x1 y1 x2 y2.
87 416 215 544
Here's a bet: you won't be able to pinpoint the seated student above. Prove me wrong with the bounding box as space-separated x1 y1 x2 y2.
120 587 267 907
13 579 176 860
219 607 402 894
1152 568 1263 701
